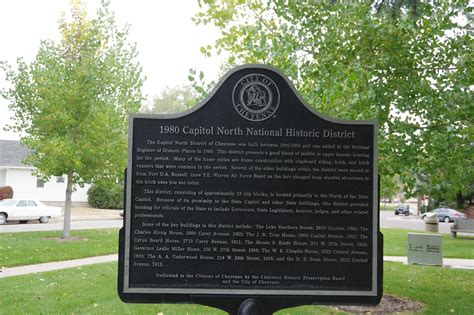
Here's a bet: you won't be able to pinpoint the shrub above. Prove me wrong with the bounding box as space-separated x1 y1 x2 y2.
87 183 123 209
0 186 14 200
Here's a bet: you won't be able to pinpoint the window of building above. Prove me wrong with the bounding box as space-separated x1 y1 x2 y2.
36 178 45 188
56 176 65 183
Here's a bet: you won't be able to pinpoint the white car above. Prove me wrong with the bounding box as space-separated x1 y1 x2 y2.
0 199 63 224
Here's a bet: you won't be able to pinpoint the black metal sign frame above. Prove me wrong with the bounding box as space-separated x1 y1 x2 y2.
118 65 383 315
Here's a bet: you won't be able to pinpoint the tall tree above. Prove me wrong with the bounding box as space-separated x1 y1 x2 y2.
195 0 473 203
1 0 144 238
142 85 198 114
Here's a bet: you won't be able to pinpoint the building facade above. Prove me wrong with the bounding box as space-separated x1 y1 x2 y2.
0 140 89 202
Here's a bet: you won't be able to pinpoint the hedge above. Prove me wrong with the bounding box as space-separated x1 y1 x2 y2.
87 183 123 209
0 186 13 200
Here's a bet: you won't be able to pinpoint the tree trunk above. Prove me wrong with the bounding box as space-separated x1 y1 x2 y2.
62 171 74 239
456 191 464 210
417 194 422 216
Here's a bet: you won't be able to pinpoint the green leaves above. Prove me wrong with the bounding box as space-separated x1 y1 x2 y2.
195 1 473 205
1 0 144 186
143 84 199 114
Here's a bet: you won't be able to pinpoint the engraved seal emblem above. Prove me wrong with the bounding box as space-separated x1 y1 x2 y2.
232 74 280 121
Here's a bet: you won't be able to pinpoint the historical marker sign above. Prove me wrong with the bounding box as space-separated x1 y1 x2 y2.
118 65 382 314
407 233 443 266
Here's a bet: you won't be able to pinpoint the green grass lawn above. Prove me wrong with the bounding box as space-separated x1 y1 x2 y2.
1 228 473 314
0 262 337 315
0 262 472 314
1 227 473 269
383 262 474 315
0 229 119 268
382 228 474 259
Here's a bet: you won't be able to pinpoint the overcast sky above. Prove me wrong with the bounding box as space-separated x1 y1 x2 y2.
0 0 222 140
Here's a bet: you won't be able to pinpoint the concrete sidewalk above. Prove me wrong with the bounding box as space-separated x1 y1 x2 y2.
1 255 473 279
383 256 474 269
0 254 117 278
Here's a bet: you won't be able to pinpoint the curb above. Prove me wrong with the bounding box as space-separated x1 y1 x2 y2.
51 216 122 222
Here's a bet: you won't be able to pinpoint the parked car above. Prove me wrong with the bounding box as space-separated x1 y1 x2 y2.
421 208 467 223
0 199 63 224
394 204 410 216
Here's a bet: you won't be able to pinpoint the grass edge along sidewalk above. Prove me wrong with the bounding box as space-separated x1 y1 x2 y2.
0 229 119 268
0 261 473 314
2 254 474 279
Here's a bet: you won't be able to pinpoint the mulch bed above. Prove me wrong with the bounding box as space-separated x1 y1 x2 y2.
332 294 424 314
464 205 474 219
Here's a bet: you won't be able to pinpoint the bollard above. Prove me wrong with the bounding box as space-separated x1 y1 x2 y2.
424 213 439 233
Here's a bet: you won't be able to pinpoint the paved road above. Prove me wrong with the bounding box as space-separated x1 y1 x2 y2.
379 211 453 234
0 217 123 233
0 211 453 234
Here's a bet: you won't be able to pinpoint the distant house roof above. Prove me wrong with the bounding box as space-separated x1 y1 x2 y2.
0 140 32 167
